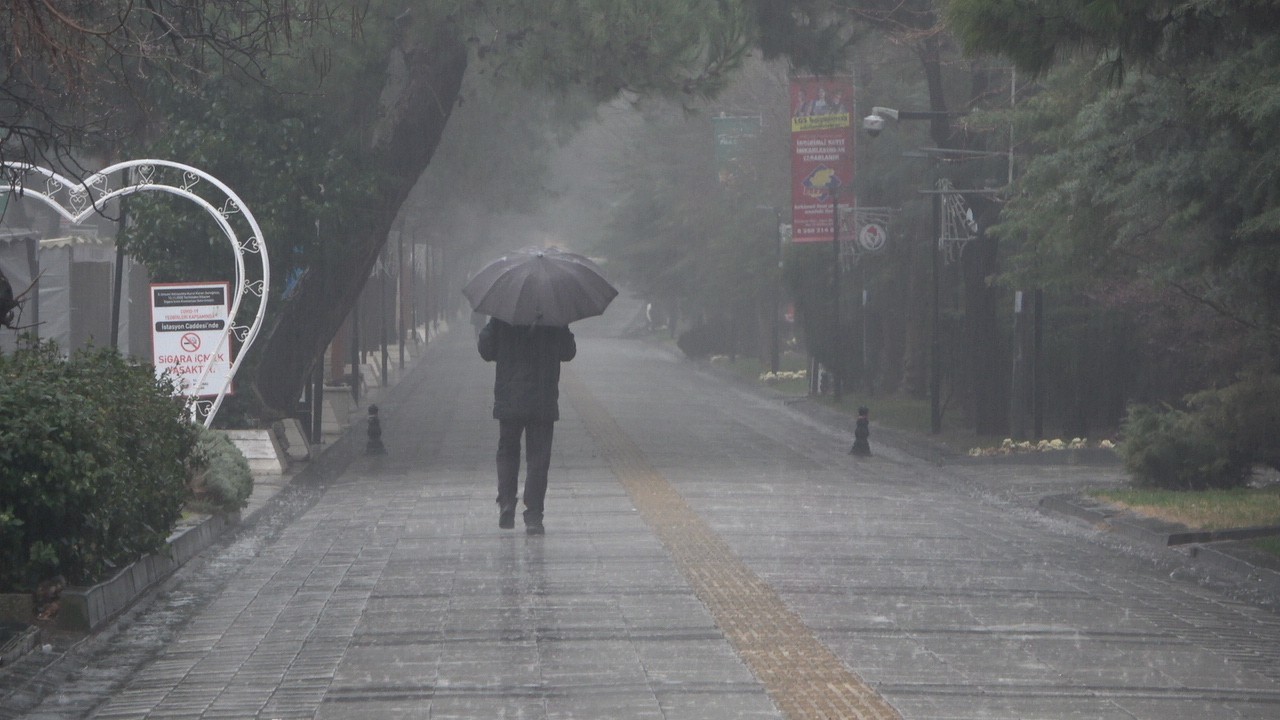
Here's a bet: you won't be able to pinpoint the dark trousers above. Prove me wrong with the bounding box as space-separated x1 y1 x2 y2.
496 419 555 517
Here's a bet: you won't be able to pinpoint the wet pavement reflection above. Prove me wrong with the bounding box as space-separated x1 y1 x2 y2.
5 294 1280 719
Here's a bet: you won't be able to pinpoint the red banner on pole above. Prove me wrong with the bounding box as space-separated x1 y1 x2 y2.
790 76 855 243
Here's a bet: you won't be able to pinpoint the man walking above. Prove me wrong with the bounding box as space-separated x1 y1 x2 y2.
478 318 576 534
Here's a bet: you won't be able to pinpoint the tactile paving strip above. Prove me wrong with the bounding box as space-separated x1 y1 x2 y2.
564 371 902 720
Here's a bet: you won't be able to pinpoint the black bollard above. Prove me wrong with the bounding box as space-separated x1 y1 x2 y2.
849 406 871 456
366 404 386 455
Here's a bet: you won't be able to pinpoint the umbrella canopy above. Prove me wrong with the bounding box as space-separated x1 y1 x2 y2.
462 248 618 326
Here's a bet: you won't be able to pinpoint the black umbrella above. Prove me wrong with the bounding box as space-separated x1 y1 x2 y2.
462 247 618 326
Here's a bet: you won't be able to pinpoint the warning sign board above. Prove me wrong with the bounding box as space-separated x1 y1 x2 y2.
151 282 233 397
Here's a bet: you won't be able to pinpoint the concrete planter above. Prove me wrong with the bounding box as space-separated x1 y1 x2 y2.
39 428 286 634
1 622 39 669
56 512 236 633
1 594 39 671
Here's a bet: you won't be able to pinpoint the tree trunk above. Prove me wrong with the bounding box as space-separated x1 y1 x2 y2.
919 35 951 149
962 229 1007 434
898 210 930 399
250 23 468 417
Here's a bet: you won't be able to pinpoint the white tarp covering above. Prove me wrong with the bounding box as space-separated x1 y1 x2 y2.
0 231 37 354
0 231 147 357
38 244 72 351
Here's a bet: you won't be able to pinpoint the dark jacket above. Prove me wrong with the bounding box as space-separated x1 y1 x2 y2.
478 318 576 421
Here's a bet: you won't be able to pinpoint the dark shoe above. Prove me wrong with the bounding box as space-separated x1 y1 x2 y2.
524 512 544 535
499 505 516 530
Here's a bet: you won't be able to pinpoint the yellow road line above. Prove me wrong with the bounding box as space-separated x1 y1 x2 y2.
564 371 901 720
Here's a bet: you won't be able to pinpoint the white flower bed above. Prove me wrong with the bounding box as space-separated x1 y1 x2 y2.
968 437 1116 457
758 370 809 384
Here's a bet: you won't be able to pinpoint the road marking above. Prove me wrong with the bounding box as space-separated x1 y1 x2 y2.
564 371 902 720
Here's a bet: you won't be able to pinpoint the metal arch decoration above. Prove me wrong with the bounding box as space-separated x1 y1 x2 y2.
937 178 978 264
0 159 270 428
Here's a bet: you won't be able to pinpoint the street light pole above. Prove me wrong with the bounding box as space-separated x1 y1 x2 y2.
865 106 962 433
866 101 1017 435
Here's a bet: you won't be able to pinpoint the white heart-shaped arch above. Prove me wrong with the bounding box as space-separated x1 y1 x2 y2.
1 160 270 427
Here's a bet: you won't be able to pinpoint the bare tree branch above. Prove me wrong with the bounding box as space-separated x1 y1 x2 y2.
1 0 359 170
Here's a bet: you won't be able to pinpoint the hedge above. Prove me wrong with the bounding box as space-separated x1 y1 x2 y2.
0 341 198 590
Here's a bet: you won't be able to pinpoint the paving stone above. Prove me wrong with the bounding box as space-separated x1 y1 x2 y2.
5 300 1280 720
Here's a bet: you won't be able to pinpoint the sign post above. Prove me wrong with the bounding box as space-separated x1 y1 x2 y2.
151 282 233 397
0 159 269 427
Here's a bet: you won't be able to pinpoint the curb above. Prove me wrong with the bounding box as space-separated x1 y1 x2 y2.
688 349 1280 605
0 510 246 710
1039 493 1188 546
691 351 1280 602
688 349 1280 602
55 512 238 634
0 625 39 670
0 328 443 696
1184 543 1280 590
1040 494 1280 547
1040 493 1280 596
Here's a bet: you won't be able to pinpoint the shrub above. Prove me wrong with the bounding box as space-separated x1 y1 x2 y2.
1118 373 1280 490
0 340 198 590
1185 373 1280 473
188 427 254 515
1119 405 1248 490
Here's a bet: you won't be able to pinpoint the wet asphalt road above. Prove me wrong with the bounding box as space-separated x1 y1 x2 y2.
4 294 1280 719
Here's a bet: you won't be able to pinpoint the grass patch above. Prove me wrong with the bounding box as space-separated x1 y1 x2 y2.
1090 488 1280 560
1089 487 1280 530
709 353 998 453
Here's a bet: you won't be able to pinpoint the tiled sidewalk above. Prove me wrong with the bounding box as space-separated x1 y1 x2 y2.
5 302 1280 719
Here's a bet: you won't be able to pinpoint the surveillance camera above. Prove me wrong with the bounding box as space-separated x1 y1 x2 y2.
862 114 885 137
